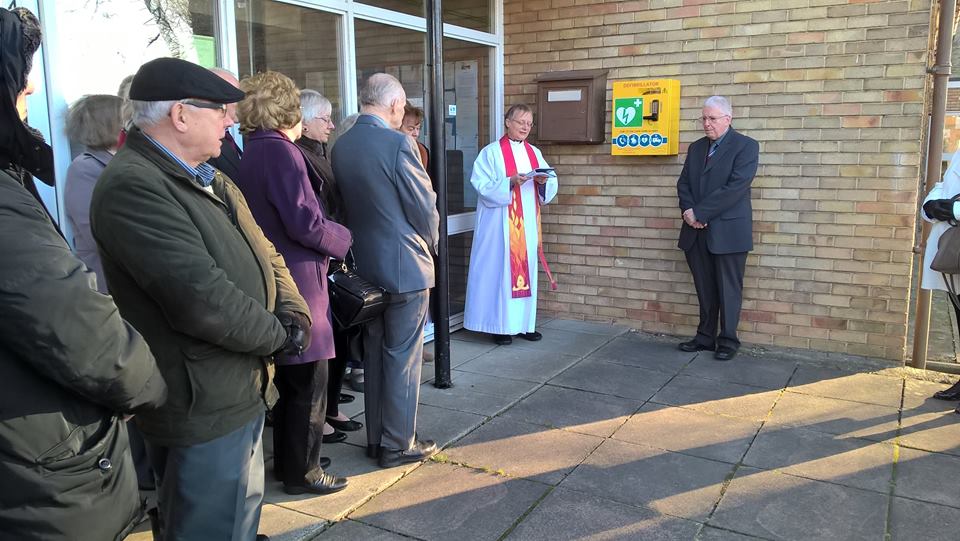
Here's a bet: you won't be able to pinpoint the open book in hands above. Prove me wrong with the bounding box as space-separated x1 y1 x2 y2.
523 168 556 179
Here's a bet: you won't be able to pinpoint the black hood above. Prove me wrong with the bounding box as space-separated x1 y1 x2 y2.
0 7 54 185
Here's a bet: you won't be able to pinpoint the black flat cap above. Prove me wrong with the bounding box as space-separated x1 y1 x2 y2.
129 57 245 103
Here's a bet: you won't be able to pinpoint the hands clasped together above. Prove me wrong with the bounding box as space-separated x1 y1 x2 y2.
683 208 707 229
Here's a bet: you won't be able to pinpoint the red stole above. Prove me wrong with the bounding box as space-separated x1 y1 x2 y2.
499 136 557 298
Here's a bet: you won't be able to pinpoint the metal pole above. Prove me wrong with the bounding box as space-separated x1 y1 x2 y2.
427 0 452 388
912 0 956 369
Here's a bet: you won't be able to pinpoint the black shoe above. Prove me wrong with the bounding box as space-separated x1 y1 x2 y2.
678 339 715 352
283 472 349 495
322 430 347 444
714 346 737 361
955 404 960 415
366 444 381 459
519 331 542 341
378 440 438 468
933 380 960 400
493 334 512 345
256 535 270 541
338 393 355 404
274 457 331 481
327 417 363 432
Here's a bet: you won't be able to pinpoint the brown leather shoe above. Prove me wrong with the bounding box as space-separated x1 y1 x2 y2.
378 440 438 468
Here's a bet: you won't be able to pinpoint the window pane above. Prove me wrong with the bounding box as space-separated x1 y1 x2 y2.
354 20 492 215
235 1 343 121
53 0 217 104
449 231 474 315
944 114 960 157
358 0 493 33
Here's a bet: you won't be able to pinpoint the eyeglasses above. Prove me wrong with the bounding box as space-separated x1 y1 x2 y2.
697 115 730 124
508 118 534 128
316 116 333 125
180 99 227 117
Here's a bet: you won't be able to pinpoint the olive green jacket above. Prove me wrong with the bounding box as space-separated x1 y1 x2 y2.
0 162 167 541
91 128 308 446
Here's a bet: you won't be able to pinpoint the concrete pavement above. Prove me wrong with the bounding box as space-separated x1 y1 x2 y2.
128 318 960 541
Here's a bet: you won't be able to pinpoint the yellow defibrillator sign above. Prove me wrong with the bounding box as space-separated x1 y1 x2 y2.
611 79 680 156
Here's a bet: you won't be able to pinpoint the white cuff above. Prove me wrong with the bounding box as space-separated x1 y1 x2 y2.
953 201 960 220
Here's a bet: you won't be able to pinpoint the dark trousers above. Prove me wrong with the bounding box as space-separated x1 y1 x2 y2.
326 326 357 418
684 231 748 350
273 361 328 485
146 413 265 541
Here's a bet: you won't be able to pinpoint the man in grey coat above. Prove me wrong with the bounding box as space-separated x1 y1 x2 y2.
332 73 440 468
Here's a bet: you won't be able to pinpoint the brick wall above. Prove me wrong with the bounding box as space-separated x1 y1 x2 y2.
503 0 934 360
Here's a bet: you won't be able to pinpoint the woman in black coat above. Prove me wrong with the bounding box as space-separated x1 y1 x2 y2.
297 89 365 441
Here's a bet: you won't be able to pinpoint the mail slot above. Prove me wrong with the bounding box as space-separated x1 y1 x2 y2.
534 69 607 144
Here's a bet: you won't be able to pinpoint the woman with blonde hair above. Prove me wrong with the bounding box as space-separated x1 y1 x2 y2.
233 71 353 495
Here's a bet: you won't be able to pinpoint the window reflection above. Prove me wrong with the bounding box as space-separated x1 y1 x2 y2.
236 1 343 122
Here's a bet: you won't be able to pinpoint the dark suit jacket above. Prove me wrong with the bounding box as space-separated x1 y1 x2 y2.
331 114 440 294
208 132 242 182
677 128 759 255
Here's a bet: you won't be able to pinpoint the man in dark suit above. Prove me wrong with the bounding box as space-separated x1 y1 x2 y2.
676 96 759 361
331 73 441 468
206 68 242 181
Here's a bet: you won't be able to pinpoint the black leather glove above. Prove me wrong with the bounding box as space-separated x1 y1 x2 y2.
923 199 957 222
275 312 312 356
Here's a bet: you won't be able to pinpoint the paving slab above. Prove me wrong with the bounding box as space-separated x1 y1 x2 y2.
586 333 697 374
311 520 410 540
742 425 895 493
895 446 960 508
680 355 797 390
560 438 736 521
426 338 499 369
257 504 328 541
264 441 417 522
613 403 761 464
505 487 701 541
710 467 888 541
651 375 781 422
443 416 603 485
541 318 631 337
501 384 644 437
506 327 615 357
350 462 549 541
417 373 533 417
697 526 768 540
888 496 960 541
342 403 487 451
455 347 583 383
415 370 538 416
765 392 900 442
548 357 674 401
787 366 903 407
901 378 959 418
899 409 960 457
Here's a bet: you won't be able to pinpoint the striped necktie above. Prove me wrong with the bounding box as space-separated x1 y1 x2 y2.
705 141 719 164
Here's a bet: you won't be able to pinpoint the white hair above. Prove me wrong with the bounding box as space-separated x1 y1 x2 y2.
130 99 177 129
360 73 405 109
300 89 332 121
703 95 732 116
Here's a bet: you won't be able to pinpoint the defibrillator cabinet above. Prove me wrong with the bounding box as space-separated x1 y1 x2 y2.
611 79 680 156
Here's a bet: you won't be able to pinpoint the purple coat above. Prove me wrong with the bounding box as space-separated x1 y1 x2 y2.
234 130 352 364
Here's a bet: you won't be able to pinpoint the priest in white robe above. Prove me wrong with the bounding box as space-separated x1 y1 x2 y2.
464 104 559 345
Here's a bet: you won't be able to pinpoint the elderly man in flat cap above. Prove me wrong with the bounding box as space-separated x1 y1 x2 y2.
90 57 310 541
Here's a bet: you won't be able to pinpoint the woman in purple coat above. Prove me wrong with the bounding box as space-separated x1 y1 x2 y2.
235 71 352 496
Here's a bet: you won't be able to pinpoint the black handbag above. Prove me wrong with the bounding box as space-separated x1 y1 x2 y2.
328 252 388 328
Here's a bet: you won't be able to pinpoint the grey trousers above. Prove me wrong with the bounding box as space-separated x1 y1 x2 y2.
363 288 429 451
146 413 265 541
